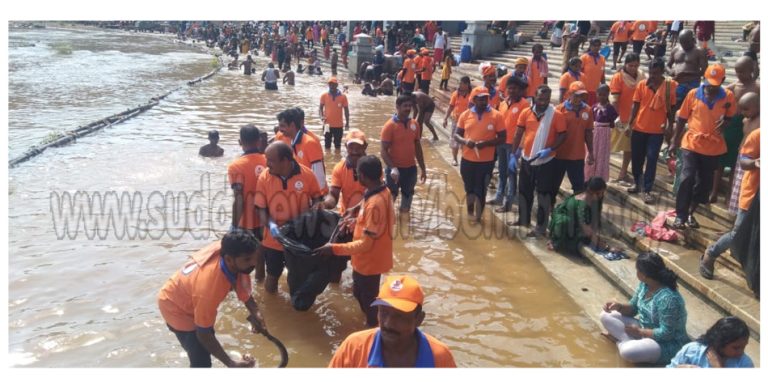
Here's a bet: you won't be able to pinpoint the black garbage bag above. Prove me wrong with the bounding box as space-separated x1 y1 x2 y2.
275 209 352 310
730 192 759 299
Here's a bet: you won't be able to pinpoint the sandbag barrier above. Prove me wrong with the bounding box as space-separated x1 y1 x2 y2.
9 61 222 169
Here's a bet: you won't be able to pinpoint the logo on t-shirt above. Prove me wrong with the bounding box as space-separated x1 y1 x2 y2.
297 150 305 159
410 122 417 131
487 124 494 130
254 165 265 177
581 112 590 121
295 180 304 191
390 279 404 292
512 107 519 113
181 262 198 275
638 24 647 31
337 103 343 108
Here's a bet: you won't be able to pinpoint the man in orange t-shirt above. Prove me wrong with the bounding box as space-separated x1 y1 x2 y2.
321 129 368 283
607 21 632 70
510 86 567 235
319 77 350 150
157 231 266 368
526 44 549 99
380 94 427 213
454 87 506 222
328 275 456 367
554 81 594 196
227 124 268 278
630 21 655 55
275 107 327 195
416 48 434 94
559 57 583 104
702 121 759 279
399 49 418 94
491 76 530 212
670 64 737 229
255 142 323 293
316 155 395 326
443 76 472 166
626 58 677 202
580 38 606 106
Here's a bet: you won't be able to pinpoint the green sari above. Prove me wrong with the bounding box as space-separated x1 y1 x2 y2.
548 195 600 253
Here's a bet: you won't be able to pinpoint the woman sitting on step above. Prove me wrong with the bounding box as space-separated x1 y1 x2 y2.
600 252 690 365
668 316 753 368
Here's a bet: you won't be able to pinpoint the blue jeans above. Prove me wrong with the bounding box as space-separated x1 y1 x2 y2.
709 210 746 258
168 325 212 368
630 131 664 192
385 166 418 211
493 144 517 205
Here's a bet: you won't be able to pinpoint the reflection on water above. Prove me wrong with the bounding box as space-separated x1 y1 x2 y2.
8 27 621 367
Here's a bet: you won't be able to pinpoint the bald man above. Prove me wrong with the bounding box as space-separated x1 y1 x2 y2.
666 30 708 109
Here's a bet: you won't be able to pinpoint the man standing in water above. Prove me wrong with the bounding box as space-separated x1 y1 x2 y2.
381 94 427 213
199 130 224 157
255 141 323 293
227 124 267 279
274 107 327 195
261 62 280 90
411 90 439 141
328 275 456 367
239 54 255 76
319 77 350 150
158 231 267 368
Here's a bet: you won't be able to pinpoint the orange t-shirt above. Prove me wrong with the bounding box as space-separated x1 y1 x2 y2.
328 328 457 368
449 90 471 119
630 21 654 41
330 160 366 214
527 57 548 98
609 71 642 123
331 186 395 275
381 116 421 168
306 28 313 41
499 97 530 144
516 106 568 158
227 152 267 229
610 21 631 43
402 57 417 83
678 87 737 156
157 241 252 332
275 130 327 193
320 91 349 128
559 71 582 100
580 54 605 93
631 79 678 134
739 128 760 210
555 103 594 160
457 106 506 162
254 163 322 251
418 56 434 80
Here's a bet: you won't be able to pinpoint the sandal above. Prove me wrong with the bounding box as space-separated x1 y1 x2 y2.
699 254 714 280
642 192 654 204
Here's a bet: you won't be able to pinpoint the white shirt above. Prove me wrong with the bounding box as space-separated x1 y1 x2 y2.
264 68 278 83
434 32 446 50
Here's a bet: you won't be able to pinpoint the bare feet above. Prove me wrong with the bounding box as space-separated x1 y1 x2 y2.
601 331 619 343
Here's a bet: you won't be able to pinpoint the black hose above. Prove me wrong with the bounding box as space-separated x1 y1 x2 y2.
261 330 289 368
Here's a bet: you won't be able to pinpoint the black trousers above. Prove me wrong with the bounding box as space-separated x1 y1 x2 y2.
675 149 719 221
352 271 381 327
518 158 558 230
168 324 212 368
460 159 495 214
324 127 343 149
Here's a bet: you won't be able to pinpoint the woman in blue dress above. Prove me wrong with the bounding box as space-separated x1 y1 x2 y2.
668 316 753 368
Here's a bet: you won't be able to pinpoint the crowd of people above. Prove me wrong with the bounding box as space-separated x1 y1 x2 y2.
153 20 758 368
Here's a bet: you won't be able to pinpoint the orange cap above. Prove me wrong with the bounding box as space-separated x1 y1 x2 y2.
470 86 490 99
704 64 726 86
328 77 338 84
568 81 588 95
482 65 496 77
420 47 429 55
344 128 366 146
407 49 417 56
371 275 424 313
515 57 529 66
